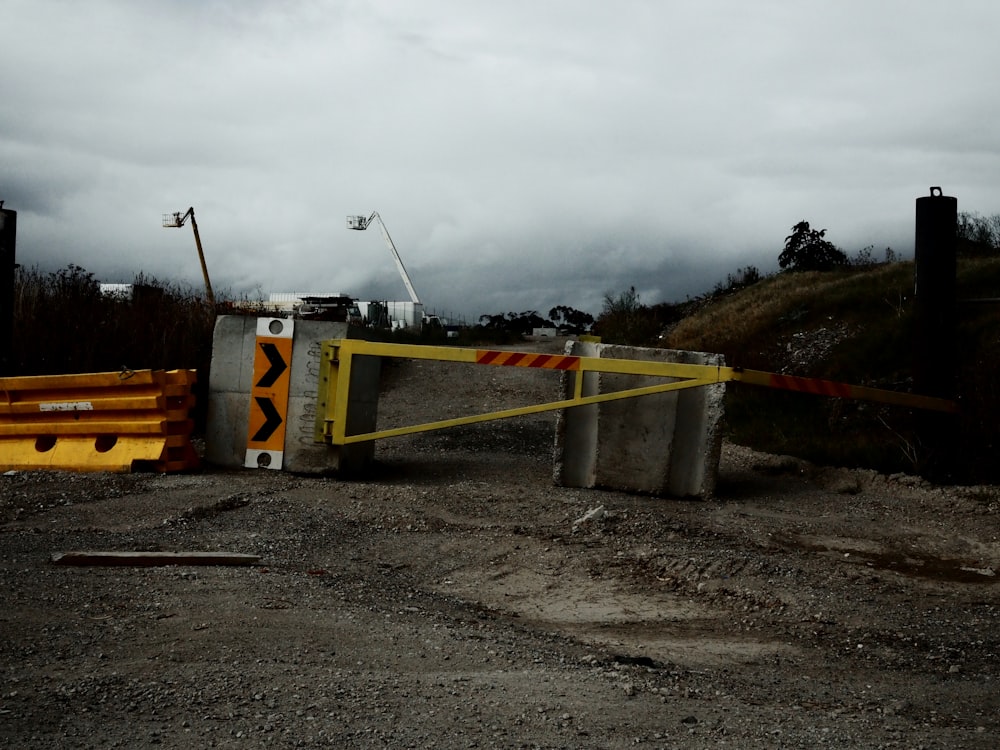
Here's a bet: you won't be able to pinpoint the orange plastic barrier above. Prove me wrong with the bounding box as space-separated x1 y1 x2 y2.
0 369 199 473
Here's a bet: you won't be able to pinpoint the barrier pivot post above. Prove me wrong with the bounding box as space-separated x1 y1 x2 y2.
0 206 16 377
913 186 958 479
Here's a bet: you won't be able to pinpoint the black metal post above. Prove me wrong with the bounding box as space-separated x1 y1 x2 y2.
0 206 16 376
913 187 958 478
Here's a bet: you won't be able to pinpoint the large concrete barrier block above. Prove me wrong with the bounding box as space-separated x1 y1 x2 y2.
206 316 379 474
553 342 725 498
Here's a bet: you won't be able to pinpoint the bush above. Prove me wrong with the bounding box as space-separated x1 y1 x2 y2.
594 287 662 346
779 221 849 271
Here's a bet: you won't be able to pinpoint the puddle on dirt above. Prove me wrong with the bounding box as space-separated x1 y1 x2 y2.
773 534 998 584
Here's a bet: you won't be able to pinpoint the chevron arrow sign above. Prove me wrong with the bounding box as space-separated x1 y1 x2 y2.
245 318 294 470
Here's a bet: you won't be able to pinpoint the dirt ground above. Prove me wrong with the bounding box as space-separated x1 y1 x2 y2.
1 337 998 748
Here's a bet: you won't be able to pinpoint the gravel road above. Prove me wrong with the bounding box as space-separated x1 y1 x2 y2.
1 338 998 748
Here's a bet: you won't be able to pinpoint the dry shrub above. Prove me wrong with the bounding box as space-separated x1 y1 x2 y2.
666 259 1000 482
11 265 219 429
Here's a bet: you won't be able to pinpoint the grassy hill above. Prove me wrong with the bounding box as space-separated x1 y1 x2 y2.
661 259 1000 483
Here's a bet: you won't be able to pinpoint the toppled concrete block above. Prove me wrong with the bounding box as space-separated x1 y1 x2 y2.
206 316 379 475
554 342 725 498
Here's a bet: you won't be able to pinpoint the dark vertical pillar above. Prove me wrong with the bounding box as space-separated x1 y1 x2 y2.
0 206 16 376
914 187 958 397
913 187 958 479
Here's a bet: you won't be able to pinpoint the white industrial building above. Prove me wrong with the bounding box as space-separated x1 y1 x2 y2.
357 300 425 329
267 293 424 330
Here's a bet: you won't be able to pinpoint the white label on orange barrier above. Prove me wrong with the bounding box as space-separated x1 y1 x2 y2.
40 402 94 411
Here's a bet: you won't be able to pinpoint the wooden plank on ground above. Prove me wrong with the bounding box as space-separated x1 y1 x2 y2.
50 551 261 567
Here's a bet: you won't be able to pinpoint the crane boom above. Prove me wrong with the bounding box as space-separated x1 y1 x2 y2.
162 207 215 307
347 212 421 304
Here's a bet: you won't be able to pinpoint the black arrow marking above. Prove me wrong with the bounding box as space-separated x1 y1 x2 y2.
256 342 288 388
251 396 283 442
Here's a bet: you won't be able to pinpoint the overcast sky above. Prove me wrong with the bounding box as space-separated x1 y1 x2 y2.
4 1 1000 322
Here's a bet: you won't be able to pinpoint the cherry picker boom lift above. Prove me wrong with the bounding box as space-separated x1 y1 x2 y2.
346 212 421 305
162 207 215 307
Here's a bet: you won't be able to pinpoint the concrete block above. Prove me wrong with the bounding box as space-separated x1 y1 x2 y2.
206 316 379 474
553 342 725 498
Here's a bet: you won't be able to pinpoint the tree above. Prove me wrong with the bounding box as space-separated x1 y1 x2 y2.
477 310 552 336
547 305 594 334
778 221 848 271
602 286 642 317
478 313 509 330
593 286 661 345
957 211 1000 256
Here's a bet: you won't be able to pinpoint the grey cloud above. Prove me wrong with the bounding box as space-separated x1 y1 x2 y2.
2 1 999 320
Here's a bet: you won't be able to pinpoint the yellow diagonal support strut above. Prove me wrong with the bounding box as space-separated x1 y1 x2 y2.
339 377 720 445
315 340 958 447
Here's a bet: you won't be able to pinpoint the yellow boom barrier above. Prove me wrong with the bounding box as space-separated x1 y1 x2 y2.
0 369 199 472
315 340 957 446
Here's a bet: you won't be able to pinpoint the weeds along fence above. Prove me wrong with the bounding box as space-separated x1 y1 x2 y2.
8 266 543 435
11 266 219 431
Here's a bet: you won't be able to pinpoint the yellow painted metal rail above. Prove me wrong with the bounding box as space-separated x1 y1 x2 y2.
0 369 199 472
315 340 957 446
